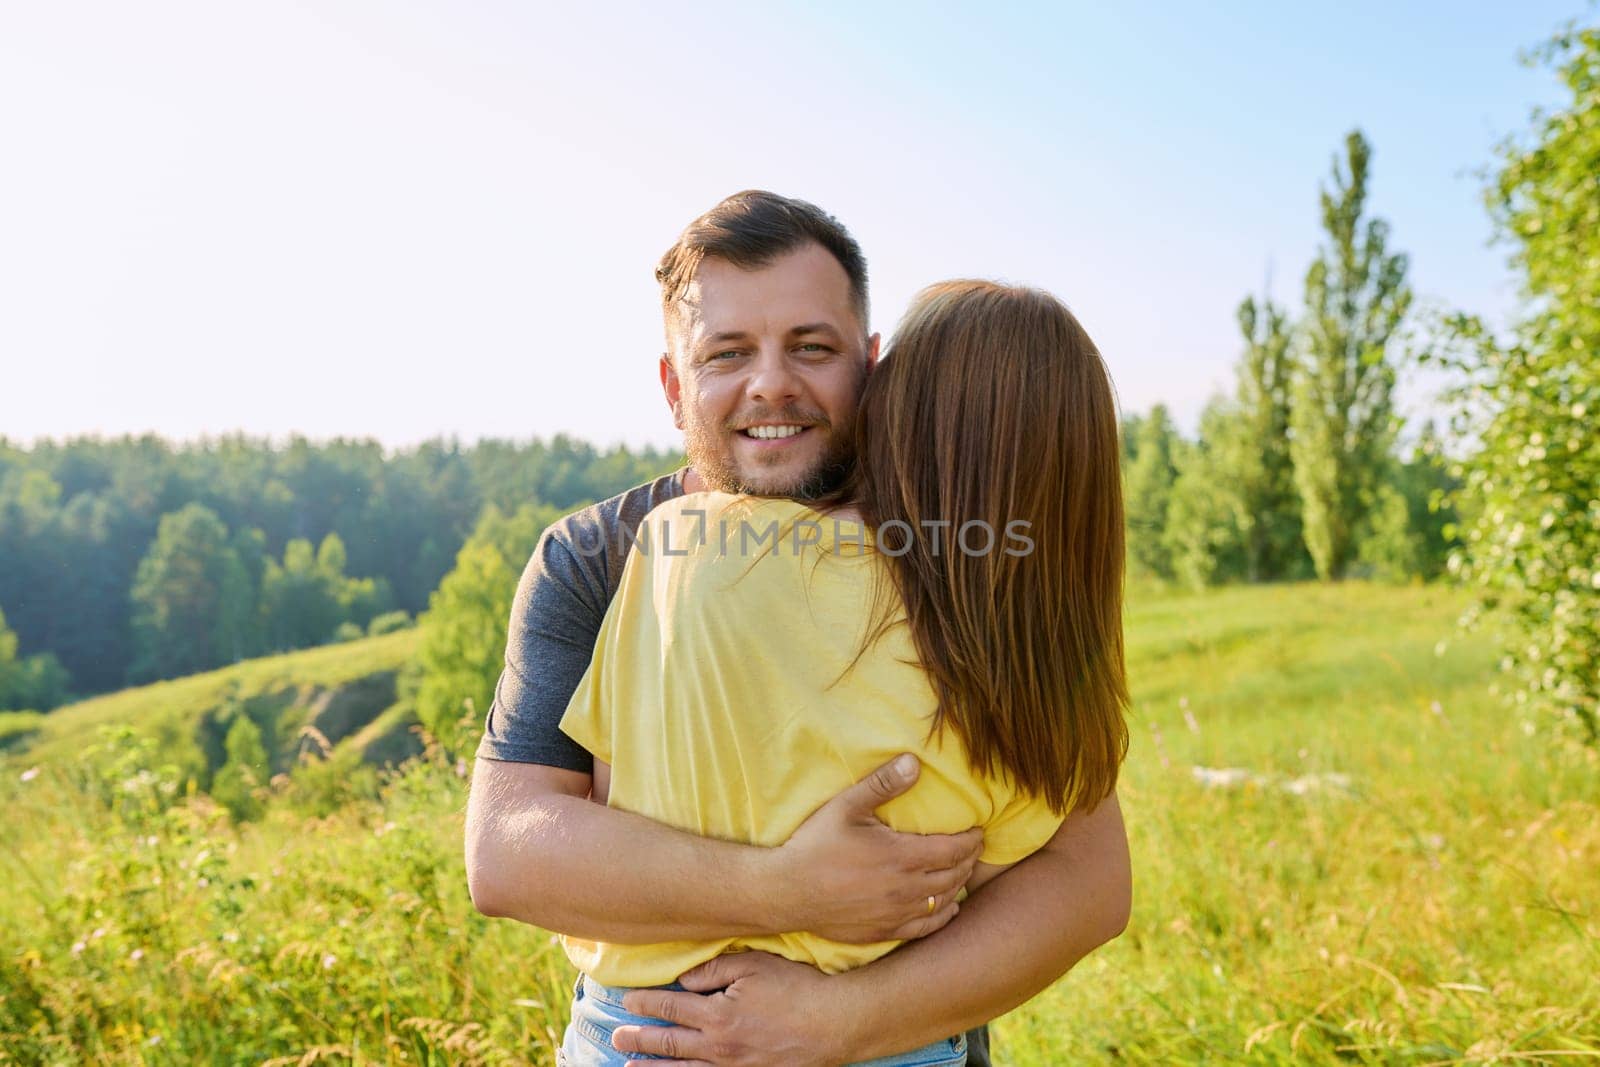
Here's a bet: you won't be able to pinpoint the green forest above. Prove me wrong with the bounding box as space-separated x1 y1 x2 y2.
0 437 680 710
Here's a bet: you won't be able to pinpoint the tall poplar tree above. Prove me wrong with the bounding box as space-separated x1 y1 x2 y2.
1232 294 1306 580
1291 130 1412 580
1124 406 1182 580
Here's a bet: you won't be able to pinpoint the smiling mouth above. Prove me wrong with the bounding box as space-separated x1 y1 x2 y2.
738 424 811 441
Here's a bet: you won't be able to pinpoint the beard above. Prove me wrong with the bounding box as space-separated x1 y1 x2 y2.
683 402 858 500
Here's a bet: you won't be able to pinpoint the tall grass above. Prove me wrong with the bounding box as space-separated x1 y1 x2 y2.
998 583 1600 1064
1 583 1595 1064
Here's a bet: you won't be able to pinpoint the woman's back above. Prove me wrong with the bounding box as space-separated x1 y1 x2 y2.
560 491 1062 987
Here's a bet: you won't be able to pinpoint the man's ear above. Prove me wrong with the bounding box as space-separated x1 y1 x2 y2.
865 332 882 373
660 354 685 431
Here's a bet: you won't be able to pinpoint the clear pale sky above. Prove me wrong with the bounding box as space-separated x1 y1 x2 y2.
0 1 1584 450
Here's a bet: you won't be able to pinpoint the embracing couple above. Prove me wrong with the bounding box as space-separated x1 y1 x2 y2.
465 191 1132 1066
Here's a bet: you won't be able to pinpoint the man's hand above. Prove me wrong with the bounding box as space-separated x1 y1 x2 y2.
467 753 979 944
613 791 1131 1066
769 754 982 943
613 952 844 1067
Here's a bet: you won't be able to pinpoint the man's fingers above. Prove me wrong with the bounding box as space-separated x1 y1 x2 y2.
618 989 714 1030
905 827 983 873
676 949 774 993
888 899 960 941
611 1021 705 1062
842 753 921 812
923 879 967 914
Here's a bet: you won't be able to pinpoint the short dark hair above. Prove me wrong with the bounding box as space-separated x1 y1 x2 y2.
656 190 870 334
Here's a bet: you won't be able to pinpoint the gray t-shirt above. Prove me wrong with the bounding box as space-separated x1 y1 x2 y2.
476 467 687 771
473 466 991 1066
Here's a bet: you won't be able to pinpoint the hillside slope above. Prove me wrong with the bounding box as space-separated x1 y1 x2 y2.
6 629 421 780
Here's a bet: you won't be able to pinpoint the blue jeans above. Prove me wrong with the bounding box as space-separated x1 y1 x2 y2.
559 974 968 1066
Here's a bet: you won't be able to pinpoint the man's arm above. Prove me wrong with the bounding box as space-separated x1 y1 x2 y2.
613 791 1132 1066
468 489 981 946
465 754 984 945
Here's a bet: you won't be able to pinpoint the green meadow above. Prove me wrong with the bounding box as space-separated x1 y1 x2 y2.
2 582 1595 1065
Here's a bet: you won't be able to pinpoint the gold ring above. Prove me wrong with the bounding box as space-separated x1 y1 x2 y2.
927 895 937 915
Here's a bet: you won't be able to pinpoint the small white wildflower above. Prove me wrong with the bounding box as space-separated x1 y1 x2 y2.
1281 772 1352 796
222 930 239 943
194 850 210 865
71 940 86 956
146 1035 163 1047
91 927 107 941
321 953 337 970
454 758 468 778
129 948 145 962
197 877 209 889
1191 766 1251 789
20 767 39 783
145 835 159 847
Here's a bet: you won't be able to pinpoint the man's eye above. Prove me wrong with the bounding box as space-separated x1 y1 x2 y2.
796 343 830 353
710 350 741 361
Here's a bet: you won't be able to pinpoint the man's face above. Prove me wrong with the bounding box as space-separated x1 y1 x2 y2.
660 242 880 498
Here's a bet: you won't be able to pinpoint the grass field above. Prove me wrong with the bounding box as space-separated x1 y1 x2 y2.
2 583 1596 1064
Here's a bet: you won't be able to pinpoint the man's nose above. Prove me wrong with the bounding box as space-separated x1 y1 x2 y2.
744 346 801 404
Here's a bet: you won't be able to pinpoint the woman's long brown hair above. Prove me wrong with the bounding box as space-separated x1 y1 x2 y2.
828 281 1129 815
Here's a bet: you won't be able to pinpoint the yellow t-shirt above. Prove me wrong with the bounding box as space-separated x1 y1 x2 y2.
559 491 1063 987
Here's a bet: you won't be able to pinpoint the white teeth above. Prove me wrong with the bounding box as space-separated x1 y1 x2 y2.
745 425 805 440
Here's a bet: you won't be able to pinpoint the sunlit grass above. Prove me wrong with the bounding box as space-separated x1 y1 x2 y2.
2 583 1595 1064
997 582 1600 1064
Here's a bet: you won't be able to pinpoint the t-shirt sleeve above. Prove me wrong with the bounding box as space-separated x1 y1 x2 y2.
556 622 614 765
979 787 1066 867
474 528 605 772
